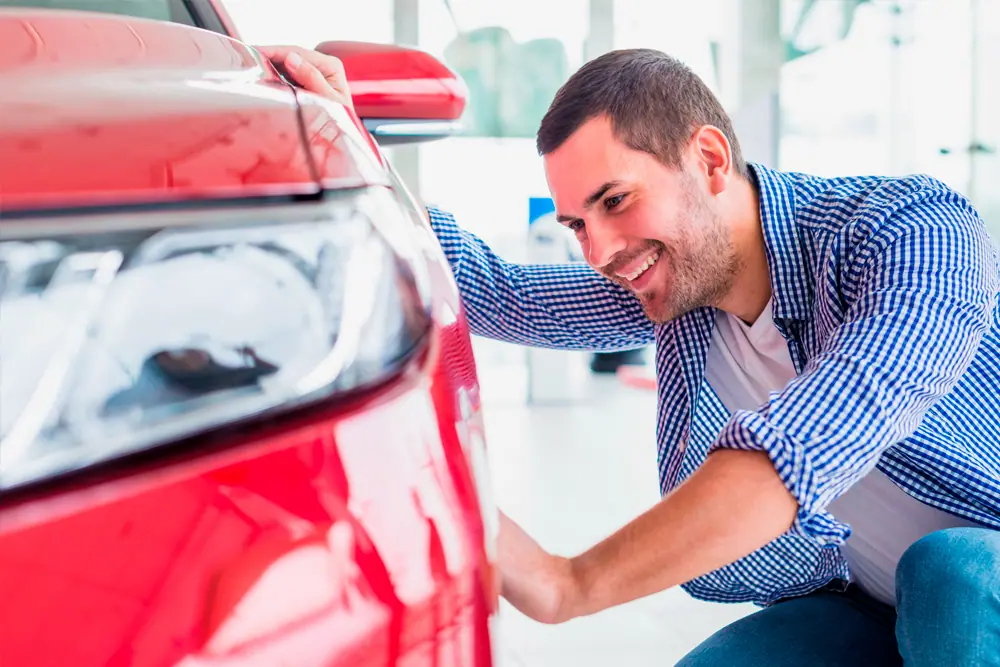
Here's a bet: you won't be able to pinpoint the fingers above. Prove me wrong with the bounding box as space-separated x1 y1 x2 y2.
291 48 349 89
285 52 336 96
258 45 336 73
256 45 353 109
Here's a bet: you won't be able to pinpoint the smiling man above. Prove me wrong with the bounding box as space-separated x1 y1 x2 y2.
269 45 1000 666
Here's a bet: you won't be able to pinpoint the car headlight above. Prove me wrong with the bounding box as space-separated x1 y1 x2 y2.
0 188 431 490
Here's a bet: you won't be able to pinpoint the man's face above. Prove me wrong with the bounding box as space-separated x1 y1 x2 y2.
544 116 740 323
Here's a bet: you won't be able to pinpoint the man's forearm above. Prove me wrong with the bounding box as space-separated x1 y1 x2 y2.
426 207 655 352
565 449 798 619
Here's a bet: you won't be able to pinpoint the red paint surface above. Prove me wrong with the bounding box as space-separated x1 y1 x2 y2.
0 353 495 667
0 10 332 211
318 41 468 121
0 4 495 666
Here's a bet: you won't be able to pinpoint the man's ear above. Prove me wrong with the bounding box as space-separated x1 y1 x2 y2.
691 126 733 196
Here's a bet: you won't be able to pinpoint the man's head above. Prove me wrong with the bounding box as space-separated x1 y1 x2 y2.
537 49 750 323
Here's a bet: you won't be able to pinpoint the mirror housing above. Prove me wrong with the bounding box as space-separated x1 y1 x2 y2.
316 41 467 145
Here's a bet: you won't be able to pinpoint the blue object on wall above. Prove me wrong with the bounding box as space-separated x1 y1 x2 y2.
529 196 555 226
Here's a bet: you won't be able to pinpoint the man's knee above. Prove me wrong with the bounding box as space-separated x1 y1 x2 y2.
896 527 1000 599
896 527 1000 667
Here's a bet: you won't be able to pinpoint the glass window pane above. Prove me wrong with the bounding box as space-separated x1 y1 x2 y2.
0 0 188 23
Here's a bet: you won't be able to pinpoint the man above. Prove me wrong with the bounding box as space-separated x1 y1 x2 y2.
262 45 1000 666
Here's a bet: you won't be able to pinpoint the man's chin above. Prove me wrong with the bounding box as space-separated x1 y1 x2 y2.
639 286 699 324
636 291 667 324
610 271 682 323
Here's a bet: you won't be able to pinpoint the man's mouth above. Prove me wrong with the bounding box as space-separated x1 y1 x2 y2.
622 252 660 283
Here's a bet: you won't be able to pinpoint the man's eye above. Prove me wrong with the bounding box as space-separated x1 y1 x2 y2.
605 194 626 210
569 220 585 232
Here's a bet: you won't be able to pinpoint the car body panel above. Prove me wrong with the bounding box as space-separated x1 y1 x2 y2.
0 9 383 211
296 94 393 186
0 361 492 667
0 4 494 667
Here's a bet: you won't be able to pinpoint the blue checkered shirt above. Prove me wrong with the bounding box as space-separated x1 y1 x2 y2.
428 162 1000 606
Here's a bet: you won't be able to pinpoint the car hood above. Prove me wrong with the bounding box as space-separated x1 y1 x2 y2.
0 9 377 212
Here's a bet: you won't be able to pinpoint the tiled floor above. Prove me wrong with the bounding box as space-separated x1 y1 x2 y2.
473 341 755 667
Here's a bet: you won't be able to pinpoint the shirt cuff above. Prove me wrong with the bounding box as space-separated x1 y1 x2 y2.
711 410 852 546
426 206 465 274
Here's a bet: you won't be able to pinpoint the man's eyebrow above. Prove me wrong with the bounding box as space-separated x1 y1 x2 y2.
555 181 623 224
583 181 622 209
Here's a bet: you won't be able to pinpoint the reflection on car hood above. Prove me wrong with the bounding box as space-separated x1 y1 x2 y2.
0 9 375 211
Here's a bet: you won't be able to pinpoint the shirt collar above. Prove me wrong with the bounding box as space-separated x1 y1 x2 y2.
748 162 812 322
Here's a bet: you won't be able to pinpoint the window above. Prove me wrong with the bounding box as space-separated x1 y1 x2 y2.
0 0 197 26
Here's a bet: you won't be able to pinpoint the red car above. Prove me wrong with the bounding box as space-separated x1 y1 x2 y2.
0 2 499 666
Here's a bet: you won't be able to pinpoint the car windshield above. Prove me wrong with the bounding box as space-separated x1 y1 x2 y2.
0 0 196 26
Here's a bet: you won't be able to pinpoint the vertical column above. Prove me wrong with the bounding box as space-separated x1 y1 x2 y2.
584 0 615 62
968 0 981 203
392 0 422 195
717 0 783 168
971 0 1000 233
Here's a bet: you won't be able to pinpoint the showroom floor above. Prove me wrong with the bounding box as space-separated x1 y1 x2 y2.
473 341 756 667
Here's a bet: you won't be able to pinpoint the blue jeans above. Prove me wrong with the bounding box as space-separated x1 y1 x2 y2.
677 528 1000 666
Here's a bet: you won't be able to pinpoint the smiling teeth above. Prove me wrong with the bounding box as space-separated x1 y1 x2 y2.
627 253 659 282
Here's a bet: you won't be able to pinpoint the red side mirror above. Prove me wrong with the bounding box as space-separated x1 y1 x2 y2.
316 41 467 145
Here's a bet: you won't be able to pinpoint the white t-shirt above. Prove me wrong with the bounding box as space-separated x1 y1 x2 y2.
704 300 976 607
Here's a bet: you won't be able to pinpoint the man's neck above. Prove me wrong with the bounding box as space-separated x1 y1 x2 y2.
716 176 771 325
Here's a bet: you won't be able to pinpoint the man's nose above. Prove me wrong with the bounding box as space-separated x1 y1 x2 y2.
586 221 627 269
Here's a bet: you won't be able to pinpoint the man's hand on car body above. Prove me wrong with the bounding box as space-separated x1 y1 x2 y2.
256 45 354 111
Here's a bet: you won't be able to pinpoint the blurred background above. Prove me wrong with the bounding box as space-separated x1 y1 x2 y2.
223 0 999 240
217 2 997 665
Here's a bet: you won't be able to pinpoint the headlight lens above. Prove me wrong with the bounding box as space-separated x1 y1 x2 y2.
0 189 431 489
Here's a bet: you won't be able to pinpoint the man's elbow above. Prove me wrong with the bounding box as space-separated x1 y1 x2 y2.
708 449 799 531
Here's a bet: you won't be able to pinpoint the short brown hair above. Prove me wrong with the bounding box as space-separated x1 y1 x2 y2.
536 48 749 179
